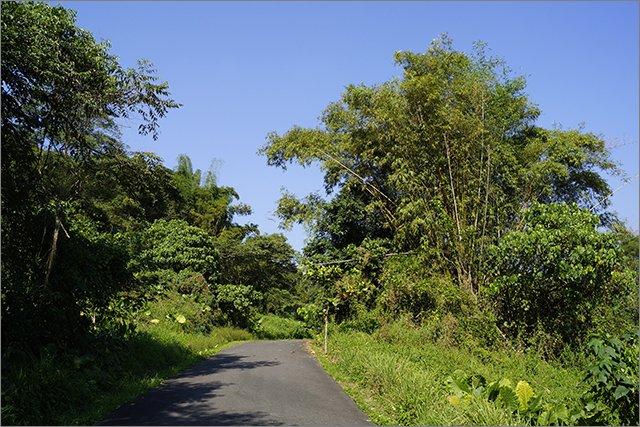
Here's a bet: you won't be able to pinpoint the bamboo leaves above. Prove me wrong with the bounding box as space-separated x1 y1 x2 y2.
259 34 620 295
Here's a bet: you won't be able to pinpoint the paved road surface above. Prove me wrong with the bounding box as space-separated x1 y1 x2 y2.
96 340 375 426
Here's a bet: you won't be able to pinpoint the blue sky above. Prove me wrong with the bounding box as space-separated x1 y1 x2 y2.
57 1 639 253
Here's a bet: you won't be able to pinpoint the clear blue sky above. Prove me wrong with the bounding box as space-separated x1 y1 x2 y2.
57 1 639 253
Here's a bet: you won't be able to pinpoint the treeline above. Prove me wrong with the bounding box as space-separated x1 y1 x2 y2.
1 1 298 370
260 34 638 352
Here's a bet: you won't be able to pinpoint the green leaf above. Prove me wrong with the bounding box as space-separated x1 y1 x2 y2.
446 370 472 397
515 380 535 412
554 403 569 424
537 410 551 426
498 385 519 413
614 385 630 399
527 394 543 413
447 395 461 406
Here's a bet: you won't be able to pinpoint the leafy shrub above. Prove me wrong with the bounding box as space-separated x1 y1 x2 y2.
484 202 636 352
579 330 639 426
445 331 640 426
142 219 220 284
262 288 302 316
337 301 381 334
254 313 310 340
446 370 578 426
214 284 262 329
141 288 217 335
296 302 324 331
174 269 210 296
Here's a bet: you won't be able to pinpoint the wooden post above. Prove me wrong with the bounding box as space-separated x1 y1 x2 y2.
324 309 328 354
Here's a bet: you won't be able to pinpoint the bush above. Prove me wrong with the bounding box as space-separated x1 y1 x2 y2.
296 302 324 332
579 330 639 426
142 219 220 284
484 202 637 353
254 313 310 340
140 288 217 335
214 284 262 329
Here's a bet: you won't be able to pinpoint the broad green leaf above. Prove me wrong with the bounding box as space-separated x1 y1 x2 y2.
614 385 630 399
446 395 460 406
527 394 543 414
515 380 535 412
554 403 569 424
485 380 502 402
498 385 519 413
537 410 550 426
446 370 472 397
498 378 512 388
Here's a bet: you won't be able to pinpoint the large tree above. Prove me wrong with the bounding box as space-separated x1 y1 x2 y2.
259 35 622 294
1 1 180 351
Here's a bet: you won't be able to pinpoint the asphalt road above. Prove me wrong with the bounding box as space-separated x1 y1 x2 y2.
95 340 375 426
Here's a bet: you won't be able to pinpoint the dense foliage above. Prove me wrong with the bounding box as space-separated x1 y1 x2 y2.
260 35 622 295
1 4 300 425
261 34 638 425
2 0 179 353
485 202 638 353
2 3 637 425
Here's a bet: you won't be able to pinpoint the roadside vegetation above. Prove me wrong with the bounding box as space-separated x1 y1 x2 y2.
2 3 637 426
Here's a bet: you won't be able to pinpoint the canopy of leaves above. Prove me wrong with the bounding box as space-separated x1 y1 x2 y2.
1 1 180 352
171 154 255 238
215 233 297 292
259 34 622 293
142 219 221 285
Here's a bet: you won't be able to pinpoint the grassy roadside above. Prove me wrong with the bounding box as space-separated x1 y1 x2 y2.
1 313 311 426
1 325 252 426
310 320 588 426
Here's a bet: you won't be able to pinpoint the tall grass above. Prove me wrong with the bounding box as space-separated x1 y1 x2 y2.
254 313 311 340
312 318 587 426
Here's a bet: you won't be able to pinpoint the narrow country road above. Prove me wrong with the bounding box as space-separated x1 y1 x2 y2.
95 340 375 426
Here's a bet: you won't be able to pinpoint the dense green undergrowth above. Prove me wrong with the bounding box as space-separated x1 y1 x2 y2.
1 310 313 426
311 318 639 426
1 324 251 426
3 6 638 426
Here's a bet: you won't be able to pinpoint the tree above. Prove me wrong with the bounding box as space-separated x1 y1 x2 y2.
86 149 183 231
141 219 221 285
214 233 298 312
1 1 180 351
172 154 255 237
484 202 638 351
273 181 393 263
259 34 622 294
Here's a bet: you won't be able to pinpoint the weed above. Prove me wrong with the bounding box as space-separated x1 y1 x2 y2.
254 313 311 340
312 319 587 426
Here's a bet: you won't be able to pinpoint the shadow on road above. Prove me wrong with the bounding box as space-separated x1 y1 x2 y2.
173 353 281 378
97 341 374 426
96 353 282 425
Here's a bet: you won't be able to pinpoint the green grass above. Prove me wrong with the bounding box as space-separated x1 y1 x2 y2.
3 311 593 426
1 311 313 426
254 313 311 340
311 319 588 426
1 323 252 426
